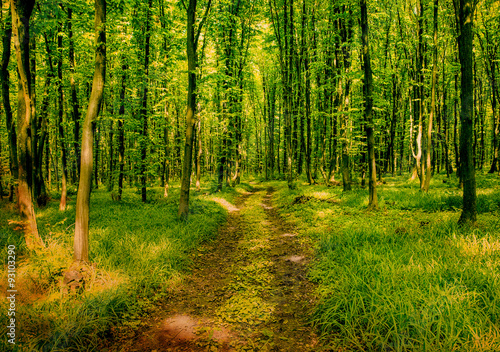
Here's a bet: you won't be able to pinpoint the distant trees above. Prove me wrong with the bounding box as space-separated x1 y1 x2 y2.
1 0 499 241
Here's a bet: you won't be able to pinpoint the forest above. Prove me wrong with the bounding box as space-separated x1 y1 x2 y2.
1 0 500 350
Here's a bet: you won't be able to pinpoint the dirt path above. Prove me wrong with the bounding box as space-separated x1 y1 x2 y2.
106 186 320 351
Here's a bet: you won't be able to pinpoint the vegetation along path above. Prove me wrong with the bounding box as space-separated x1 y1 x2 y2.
105 185 320 351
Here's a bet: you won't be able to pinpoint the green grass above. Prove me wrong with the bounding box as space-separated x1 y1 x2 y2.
0 180 246 351
272 172 500 351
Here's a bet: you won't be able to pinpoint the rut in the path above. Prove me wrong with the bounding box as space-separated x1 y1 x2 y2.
107 186 320 351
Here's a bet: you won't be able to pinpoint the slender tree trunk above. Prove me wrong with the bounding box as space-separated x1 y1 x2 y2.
1 6 18 202
415 0 425 189
454 73 460 182
455 0 476 225
178 0 211 219
179 1 197 217
163 106 170 197
93 121 99 189
196 119 202 191
117 64 126 200
74 0 106 262
107 119 114 191
139 0 152 203
11 0 44 248
57 21 68 211
68 7 81 179
360 0 378 210
423 0 438 192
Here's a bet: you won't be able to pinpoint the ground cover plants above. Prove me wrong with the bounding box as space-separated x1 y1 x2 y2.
0 183 245 351
272 172 500 351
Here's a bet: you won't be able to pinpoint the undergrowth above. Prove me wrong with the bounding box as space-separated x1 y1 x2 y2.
272 172 500 351
0 180 248 351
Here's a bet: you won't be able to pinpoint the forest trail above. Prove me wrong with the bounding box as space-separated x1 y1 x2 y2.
106 185 320 351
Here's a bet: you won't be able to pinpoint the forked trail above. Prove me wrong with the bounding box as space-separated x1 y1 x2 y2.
107 186 320 351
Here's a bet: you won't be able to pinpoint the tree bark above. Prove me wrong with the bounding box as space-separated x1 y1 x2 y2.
74 0 106 262
423 0 438 192
11 0 44 248
68 7 81 179
196 119 202 191
117 62 126 200
57 20 68 211
139 0 152 203
455 0 476 225
178 0 211 219
1 6 18 202
360 0 378 210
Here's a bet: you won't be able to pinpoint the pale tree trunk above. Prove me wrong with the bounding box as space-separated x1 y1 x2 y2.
455 0 477 225
11 0 44 248
415 0 425 189
74 0 106 262
423 0 438 192
360 0 378 210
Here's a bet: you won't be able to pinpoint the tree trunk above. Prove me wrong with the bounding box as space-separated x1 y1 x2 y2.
139 0 152 203
11 0 44 248
68 7 81 180
117 64 126 200
107 119 114 191
423 0 438 192
57 21 68 211
360 0 378 210
74 0 106 262
196 119 202 191
455 0 476 225
178 0 211 219
1 6 18 202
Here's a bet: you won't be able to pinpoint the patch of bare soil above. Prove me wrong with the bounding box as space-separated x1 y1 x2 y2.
102 186 321 351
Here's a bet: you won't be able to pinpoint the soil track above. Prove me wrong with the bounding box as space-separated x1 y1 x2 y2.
105 185 320 351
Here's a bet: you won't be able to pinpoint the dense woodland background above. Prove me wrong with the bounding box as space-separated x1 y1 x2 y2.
1 0 499 220
1 0 500 350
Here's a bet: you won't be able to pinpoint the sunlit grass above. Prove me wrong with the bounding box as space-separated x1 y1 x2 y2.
272 172 500 351
0 183 230 351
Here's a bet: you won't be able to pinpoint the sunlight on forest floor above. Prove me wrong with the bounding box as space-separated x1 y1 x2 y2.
210 197 240 212
0 174 498 351
271 172 500 351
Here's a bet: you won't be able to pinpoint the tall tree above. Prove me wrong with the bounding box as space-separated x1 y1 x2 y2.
360 0 378 210
74 0 106 262
423 0 439 192
178 0 212 220
454 0 477 225
68 6 81 179
138 0 153 202
57 18 69 210
10 0 44 248
1 4 17 202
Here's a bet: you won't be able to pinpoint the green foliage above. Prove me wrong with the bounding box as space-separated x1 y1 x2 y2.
0 186 228 351
273 174 500 351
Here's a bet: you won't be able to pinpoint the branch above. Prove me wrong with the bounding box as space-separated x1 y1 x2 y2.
195 0 212 50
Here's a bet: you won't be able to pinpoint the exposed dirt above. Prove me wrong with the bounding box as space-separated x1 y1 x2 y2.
103 186 321 351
